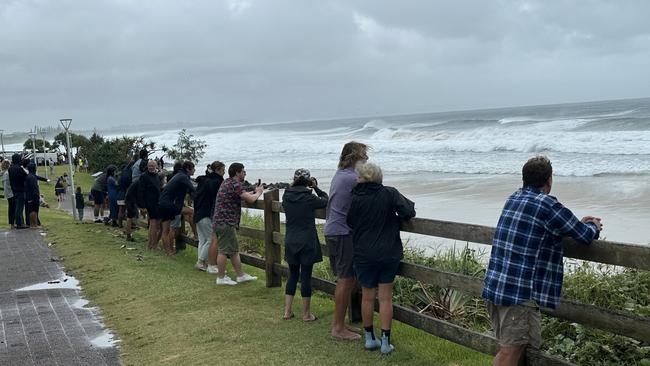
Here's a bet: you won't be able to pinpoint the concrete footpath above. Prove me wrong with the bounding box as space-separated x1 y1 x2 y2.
0 229 121 366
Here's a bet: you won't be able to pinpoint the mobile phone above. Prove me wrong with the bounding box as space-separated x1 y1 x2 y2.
257 179 261 186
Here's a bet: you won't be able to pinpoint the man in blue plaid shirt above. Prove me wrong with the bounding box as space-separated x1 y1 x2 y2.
483 156 602 366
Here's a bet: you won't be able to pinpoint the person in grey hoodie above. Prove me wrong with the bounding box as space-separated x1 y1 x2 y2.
282 169 328 321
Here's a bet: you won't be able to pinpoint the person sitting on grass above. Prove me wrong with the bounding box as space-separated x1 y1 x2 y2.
346 162 416 354
75 186 85 221
212 162 263 285
281 168 328 321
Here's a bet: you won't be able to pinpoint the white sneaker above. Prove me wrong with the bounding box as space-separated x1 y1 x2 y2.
236 273 258 283
206 265 219 275
216 277 237 286
194 262 207 271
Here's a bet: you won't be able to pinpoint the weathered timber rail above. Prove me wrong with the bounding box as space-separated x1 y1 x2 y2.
176 189 649 366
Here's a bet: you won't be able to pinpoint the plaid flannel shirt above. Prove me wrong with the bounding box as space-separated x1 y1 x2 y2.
482 186 599 309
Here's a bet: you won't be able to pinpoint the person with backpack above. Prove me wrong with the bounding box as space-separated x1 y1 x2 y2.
131 149 148 183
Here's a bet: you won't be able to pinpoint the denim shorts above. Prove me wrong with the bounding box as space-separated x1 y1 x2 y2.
353 260 401 289
170 214 182 229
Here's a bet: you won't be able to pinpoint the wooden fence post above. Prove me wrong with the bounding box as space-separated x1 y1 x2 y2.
264 189 282 288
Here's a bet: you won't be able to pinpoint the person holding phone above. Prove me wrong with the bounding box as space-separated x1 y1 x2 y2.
281 169 328 321
212 162 263 285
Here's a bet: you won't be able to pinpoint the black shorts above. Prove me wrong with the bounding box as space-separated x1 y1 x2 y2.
126 201 138 219
354 260 401 289
158 203 180 222
91 190 105 205
26 200 40 214
325 235 355 279
145 203 161 220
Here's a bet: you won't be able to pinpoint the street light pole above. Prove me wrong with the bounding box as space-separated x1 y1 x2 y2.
0 129 5 160
28 130 37 167
59 119 77 220
40 128 48 180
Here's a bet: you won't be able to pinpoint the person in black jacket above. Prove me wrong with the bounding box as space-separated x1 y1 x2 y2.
24 163 41 228
137 160 163 250
75 186 85 221
281 168 328 321
8 153 27 228
194 161 225 272
346 162 415 354
158 160 196 256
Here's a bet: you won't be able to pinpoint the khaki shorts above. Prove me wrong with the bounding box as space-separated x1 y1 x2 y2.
487 300 541 349
215 224 239 255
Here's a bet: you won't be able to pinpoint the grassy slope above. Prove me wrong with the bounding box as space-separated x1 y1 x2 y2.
0 174 491 366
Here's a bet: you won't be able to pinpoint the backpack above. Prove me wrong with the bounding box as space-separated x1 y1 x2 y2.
138 159 147 173
119 164 133 191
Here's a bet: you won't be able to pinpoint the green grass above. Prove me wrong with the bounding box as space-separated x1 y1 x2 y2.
0 199 491 366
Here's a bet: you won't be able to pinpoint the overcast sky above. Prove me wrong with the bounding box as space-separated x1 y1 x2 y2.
1 0 650 131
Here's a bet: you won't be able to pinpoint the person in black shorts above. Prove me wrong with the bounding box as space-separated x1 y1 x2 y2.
91 169 108 223
158 161 196 256
137 160 162 250
24 163 41 228
346 162 415 355
124 177 140 241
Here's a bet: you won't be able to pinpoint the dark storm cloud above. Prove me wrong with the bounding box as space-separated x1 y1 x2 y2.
1 0 649 131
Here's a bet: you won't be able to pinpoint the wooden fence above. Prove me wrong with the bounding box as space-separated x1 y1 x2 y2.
178 189 650 366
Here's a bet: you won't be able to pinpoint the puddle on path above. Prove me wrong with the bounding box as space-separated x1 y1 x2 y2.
15 275 81 291
91 331 119 348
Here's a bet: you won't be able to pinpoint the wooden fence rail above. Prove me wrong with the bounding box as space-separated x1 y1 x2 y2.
177 189 650 366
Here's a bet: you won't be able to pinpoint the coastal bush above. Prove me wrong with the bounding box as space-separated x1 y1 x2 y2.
163 129 207 164
541 263 650 365
236 209 650 365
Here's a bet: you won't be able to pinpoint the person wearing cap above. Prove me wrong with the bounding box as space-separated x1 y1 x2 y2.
281 168 328 321
346 162 416 354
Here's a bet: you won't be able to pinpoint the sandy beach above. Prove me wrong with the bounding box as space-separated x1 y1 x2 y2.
250 169 650 253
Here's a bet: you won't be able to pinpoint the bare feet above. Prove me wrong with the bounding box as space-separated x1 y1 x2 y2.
331 328 361 340
346 325 361 333
303 314 318 322
282 313 294 320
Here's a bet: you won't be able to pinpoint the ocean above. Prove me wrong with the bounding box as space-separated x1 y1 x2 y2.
141 97 650 178
10 97 648 247
128 97 649 247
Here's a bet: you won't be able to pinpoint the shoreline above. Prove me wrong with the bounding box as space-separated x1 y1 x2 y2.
248 169 649 246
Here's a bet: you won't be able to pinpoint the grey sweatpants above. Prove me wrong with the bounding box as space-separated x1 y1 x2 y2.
196 217 212 262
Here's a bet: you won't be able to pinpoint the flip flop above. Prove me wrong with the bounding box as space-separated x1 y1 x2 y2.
303 314 318 322
282 313 295 320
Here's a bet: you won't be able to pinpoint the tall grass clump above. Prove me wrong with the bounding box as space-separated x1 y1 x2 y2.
542 262 650 366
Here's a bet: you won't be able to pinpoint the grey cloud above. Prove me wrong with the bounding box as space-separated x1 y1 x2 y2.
1 0 649 131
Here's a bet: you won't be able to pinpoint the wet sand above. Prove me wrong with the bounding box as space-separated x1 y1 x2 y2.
250 169 650 251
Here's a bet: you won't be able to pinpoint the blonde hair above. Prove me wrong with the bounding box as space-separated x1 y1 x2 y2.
338 141 369 169
355 162 383 184
1 160 9 171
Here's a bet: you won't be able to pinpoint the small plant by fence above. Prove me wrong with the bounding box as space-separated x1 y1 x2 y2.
177 189 650 366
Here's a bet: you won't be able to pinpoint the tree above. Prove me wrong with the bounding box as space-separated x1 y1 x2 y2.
23 139 52 152
164 129 207 164
85 135 157 172
53 132 91 156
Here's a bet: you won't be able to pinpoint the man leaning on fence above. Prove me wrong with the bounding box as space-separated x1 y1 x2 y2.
482 156 603 366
